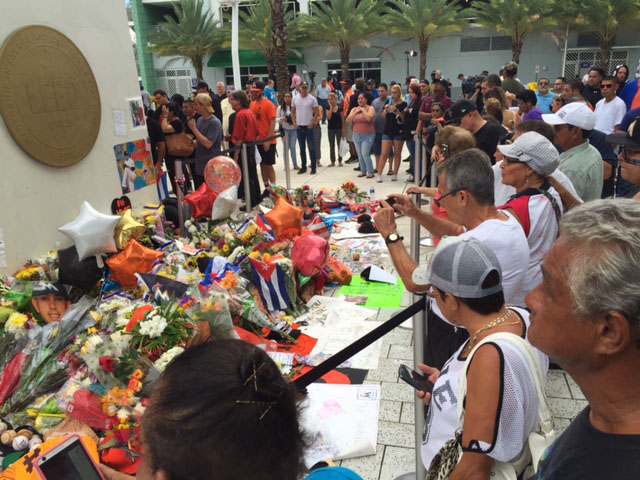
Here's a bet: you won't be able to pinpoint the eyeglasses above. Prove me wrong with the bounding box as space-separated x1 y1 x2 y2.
434 188 462 208
600 84 615 89
622 148 640 166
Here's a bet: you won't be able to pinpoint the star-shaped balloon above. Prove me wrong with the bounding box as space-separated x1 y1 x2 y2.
114 210 147 250
264 198 302 239
105 239 164 289
184 183 218 219
58 201 120 262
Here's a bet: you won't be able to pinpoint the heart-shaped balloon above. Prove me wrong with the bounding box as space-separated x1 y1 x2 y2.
264 198 302 239
184 183 218 219
59 201 120 262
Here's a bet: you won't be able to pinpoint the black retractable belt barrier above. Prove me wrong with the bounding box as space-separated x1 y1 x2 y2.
293 297 427 391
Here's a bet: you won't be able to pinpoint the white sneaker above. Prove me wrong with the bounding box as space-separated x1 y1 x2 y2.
377 176 382 183
391 174 398 181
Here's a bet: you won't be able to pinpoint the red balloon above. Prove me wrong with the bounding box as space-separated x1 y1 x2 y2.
106 239 164 289
184 183 218 219
264 198 303 239
291 233 329 277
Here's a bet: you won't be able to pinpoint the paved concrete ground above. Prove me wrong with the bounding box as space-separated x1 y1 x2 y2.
271 125 586 479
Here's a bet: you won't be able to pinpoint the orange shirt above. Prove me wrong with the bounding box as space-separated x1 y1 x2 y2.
250 98 277 145
343 90 353 118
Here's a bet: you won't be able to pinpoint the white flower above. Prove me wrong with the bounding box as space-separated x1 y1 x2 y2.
117 408 130 420
110 331 132 354
154 346 184 372
138 316 167 338
184 220 193 228
188 225 197 234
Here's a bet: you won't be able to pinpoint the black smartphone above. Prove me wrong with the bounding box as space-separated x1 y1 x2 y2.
399 364 434 393
385 197 397 208
36 435 105 480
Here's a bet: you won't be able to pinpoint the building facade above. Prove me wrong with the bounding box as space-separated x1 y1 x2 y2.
131 0 640 98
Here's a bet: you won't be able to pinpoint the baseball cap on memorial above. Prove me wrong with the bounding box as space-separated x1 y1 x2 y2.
32 281 70 301
497 131 560 176
542 103 596 130
412 236 503 298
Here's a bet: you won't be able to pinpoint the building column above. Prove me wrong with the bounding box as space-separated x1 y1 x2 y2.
131 0 158 92
298 0 310 15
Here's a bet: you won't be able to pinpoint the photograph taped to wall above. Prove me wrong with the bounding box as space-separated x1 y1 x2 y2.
127 97 146 128
113 139 156 194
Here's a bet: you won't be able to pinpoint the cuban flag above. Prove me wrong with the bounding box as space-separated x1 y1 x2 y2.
308 216 330 239
256 214 275 240
156 171 169 202
249 258 292 312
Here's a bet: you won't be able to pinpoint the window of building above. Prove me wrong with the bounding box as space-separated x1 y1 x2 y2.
577 33 600 48
460 35 512 52
491 36 512 51
224 65 297 90
155 69 193 97
326 60 381 83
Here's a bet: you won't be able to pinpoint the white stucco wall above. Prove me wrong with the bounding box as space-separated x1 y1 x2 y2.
0 1 158 274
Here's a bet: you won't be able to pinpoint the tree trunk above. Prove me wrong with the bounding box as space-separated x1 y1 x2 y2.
341 48 350 82
419 40 428 81
193 56 204 81
270 0 289 103
598 37 614 72
266 52 276 81
512 38 523 64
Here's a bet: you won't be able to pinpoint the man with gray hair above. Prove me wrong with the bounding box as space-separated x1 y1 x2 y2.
526 199 640 478
374 148 530 368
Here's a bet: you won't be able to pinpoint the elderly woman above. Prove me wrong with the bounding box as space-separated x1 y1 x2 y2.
497 131 563 294
412 236 549 477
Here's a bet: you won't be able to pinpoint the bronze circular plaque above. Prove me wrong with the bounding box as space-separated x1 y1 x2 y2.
0 25 101 167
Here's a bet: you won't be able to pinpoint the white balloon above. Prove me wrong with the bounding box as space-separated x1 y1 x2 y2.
58 201 120 261
211 186 238 220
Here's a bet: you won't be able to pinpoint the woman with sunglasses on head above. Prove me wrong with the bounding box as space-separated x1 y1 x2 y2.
496 131 563 297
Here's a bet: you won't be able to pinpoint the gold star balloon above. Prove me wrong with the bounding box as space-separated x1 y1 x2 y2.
114 210 147 250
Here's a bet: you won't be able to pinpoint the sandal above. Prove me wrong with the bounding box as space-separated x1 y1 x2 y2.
339 161 343 167
357 173 366 178
329 163 335 167
387 170 393 175
366 174 375 179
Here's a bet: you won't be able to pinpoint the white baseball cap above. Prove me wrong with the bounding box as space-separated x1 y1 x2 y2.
497 131 560 176
542 103 596 130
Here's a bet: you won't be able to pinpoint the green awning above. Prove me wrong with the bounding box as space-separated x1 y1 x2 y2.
207 48 304 67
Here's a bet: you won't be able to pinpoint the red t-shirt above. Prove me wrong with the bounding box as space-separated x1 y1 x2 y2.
250 98 277 145
419 94 453 114
232 108 259 145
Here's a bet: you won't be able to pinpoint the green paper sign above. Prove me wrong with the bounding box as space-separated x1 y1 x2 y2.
338 276 406 309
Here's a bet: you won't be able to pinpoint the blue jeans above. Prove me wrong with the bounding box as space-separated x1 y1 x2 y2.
318 98 329 122
406 138 416 174
282 129 298 167
353 133 375 175
296 126 316 170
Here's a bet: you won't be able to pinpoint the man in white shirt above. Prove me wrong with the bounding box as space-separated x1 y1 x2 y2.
291 81 321 174
374 148 530 368
594 76 628 135
315 78 332 124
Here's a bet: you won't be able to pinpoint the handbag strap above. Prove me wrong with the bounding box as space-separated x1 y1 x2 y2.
456 330 554 436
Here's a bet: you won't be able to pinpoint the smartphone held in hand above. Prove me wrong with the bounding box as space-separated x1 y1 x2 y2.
399 364 434 393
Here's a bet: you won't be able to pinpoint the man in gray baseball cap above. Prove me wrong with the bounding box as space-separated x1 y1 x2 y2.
543 103 603 202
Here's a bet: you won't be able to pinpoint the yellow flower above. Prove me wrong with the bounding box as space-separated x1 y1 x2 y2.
249 251 261 259
16 267 43 280
6 312 28 330
87 327 98 335
262 253 272 263
89 311 102 325
222 245 230 254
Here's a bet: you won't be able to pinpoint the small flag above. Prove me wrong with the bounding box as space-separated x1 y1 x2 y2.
256 214 275 240
156 171 169 202
249 258 292 312
308 216 330 239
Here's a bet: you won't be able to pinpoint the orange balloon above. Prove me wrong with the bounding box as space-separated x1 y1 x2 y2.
264 198 303 239
106 239 164 289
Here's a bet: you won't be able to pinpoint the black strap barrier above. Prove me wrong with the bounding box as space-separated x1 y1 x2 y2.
293 296 427 391
221 132 284 157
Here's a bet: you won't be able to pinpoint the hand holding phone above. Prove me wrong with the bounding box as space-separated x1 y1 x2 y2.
399 364 434 393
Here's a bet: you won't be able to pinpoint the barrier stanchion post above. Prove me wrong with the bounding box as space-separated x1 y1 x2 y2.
175 159 185 238
420 139 434 248
283 131 291 190
241 143 251 210
410 135 427 480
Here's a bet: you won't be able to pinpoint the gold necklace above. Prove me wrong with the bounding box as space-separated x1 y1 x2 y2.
464 309 520 353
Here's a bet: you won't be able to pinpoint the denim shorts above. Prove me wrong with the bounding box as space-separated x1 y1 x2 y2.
372 133 383 156
382 134 403 142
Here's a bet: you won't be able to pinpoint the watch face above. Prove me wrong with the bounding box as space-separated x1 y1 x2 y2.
387 233 398 243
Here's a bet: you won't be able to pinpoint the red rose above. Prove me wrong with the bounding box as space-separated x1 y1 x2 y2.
99 356 115 373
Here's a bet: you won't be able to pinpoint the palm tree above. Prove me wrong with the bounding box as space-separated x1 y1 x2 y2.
237 0 301 81
148 0 224 81
556 0 640 72
300 0 385 80
471 0 556 64
270 0 290 103
386 0 464 81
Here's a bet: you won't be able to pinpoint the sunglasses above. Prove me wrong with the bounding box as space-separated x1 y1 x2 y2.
622 148 640 166
434 188 462 208
600 84 615 89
